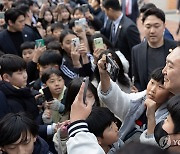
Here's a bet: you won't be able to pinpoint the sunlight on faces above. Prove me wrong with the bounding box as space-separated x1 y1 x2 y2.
143 15 165 46
146 79 171 106
162 47 180 94
46 73 65 97
1 132 36 154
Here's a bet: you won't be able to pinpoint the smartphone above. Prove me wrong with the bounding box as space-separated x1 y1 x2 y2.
35 39 45 47
83 77 89 104
81 4 89 13
106 56 119 82
0 12 4 19
42 87 54 102
74 20 82 27
71 37 80 48
94 37 104 49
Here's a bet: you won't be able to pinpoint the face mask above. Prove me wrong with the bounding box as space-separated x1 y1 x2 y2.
154 121 171 149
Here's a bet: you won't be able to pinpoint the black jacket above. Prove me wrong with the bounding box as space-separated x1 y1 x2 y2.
0 80 39 119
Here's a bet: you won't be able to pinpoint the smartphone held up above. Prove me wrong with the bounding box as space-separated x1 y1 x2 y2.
106 56 119 82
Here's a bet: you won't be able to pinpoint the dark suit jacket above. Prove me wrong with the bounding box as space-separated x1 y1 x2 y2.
132 39 177 91
0 28 41 56
121 0 139 23
101 15 141 77
0 29 22 56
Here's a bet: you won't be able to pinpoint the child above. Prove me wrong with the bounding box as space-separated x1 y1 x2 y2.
86 107 124 153
41 68 66 124
0 112 51 154
0 54 57 142
32 50 62 90
154 95 180 152
59 29 93 85
0 54 39 120
21 41 35 63
98 60 172 143
51 22 64 40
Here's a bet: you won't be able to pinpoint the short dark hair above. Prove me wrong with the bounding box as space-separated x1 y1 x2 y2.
21 41 35 51
140 3 156 13
0 54 26 76
0 112 38 147
46 41 62 52
38 50 62 66
167 95 180 133
41 68 64 84
102 0 122 11
15 4 30 15
51 22 64 32
86 107 115 138
59 29 77 43
12 0 34 7
142 7 165 23
150 67 164 84
72 6 83 16
5 8 25 24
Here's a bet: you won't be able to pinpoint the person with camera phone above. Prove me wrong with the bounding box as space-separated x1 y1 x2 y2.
40 68 66 124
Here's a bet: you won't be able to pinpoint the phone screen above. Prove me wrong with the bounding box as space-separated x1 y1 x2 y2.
0 12 5 19
94 37 104 49
35 39 45 47
42 87 53 102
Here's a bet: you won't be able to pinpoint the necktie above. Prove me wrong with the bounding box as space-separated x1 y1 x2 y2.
111 23 116 44
126 0 131 15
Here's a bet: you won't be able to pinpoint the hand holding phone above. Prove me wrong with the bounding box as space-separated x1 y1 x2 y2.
42 87 54 102
83 77 89 104
71 37 80 48
94 37 104 49
35 39 45 47
81 4 89 13
106 56 119 82
0 12 5 19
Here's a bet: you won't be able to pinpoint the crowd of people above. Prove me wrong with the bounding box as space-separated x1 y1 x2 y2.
0 0 179 154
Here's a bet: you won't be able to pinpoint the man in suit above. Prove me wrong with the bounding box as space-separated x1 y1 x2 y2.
101 0 141 77
121 0 139 24
132 7 177 91
0 7 25 56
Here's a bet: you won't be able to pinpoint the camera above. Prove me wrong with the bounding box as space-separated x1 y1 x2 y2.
106 56 119 82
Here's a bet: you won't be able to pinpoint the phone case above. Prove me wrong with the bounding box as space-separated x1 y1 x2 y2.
35 39 45 47
94 37 104 49
83 77 89 104
106 56 119 82
42 87 53 102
